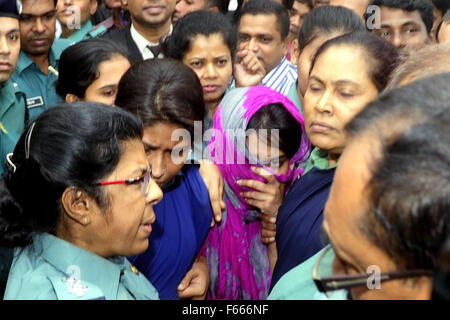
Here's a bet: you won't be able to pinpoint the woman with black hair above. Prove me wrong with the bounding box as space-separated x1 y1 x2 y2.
115 59 214 300
1 103 163 299
269 31 400 294
56 38 131 106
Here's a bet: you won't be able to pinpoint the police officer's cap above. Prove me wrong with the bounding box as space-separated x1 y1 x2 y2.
0 0 22 19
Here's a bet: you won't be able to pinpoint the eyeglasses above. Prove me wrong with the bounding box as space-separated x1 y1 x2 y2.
92 167 152 195
312 245 433 294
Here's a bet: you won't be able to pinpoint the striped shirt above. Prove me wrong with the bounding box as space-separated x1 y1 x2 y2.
262 57 298 96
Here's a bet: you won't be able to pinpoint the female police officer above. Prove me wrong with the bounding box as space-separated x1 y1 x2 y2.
0 102 163 300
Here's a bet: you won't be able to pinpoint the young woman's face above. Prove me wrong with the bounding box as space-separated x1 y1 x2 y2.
90 138 163 257
246 131 291 176
83 55 131 106
303 44 379 157
182 33 233 109
142 122 191 188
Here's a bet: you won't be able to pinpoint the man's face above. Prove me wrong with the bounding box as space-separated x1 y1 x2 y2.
372 6 431 51
0 17 21 86
238 13 288 74
323 133 433 300
56 0 98 28
288 1 311 42
19 0 57 57
172 0 206 25
125 0 176 28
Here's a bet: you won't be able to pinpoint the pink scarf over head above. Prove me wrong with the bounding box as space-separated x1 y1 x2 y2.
199 86 311 300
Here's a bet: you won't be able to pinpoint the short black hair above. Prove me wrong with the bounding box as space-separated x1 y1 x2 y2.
283 0 313 10
239 0 290 40
206 0 229 13
346 73 450 272
166 10 237 61
432 0 450 16
298 5 366 51
366 0 435 33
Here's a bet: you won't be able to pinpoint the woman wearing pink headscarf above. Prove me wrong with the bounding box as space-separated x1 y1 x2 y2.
199 86 311 299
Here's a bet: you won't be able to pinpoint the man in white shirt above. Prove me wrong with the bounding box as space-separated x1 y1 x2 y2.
104 0 175 62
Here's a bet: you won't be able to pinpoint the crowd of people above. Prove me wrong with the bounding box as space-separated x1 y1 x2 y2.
0 0 449 300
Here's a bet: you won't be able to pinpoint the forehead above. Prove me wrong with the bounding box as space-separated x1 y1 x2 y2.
143 122 188 146
91 56 131 83
311 45 371 85
186 33 230 55
239 13 280 35
22 0 55 12
0 17 20 32
292 1 311 11
331 0 369 14
379 6 426 29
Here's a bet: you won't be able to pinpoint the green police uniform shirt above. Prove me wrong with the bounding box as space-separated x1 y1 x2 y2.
268 246 348 300
10 38 71 122
4 233 159 300
0 80 27 177
66 20 108 44
286 80 303 115
303 147 339 175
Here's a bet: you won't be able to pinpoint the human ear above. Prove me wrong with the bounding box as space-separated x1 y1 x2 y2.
89 0 98 16
209 6 219 13
65 93 81 103
291 39 300 65
61 187 93 226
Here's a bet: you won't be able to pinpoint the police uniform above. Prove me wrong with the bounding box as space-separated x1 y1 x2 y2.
0 80 27 178
10 38 72 122
66 20 108 44
4 233 160 300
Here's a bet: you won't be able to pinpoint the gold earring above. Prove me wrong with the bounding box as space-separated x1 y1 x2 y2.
82 216 90 226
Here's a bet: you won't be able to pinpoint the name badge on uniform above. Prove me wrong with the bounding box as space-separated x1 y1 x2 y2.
27 96 44 109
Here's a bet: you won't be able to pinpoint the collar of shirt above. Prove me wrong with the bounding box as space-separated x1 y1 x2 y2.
34 233 133 300
262 56 298 96
303 147 338 175
130 23 172 59
15 39 70 75
67 20 94 43
0 80 22 120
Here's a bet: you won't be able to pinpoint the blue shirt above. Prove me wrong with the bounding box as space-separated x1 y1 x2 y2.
270 148 336 291
10 39 71 122
4 233 159 300
128 165 212 300
0 80 27 177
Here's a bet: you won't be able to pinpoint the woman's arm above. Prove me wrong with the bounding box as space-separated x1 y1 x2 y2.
198 159 226 226
177 256 210 300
